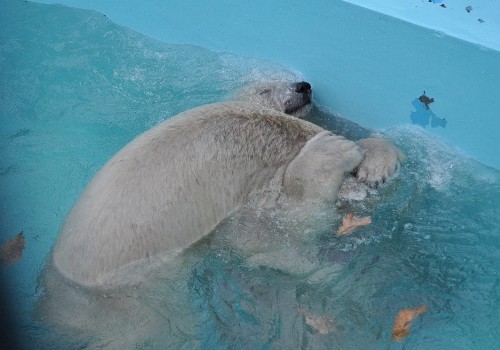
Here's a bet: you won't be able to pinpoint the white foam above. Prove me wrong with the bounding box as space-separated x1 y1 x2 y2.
384 125 470 191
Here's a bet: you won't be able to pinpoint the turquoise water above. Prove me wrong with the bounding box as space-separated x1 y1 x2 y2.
1 1 499 349
33 0 500 170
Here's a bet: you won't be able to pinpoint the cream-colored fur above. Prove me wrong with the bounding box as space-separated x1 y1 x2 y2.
356 137 405 186
234 81 313 118
39 81 400 347
51 102 362 290
235 81 404 188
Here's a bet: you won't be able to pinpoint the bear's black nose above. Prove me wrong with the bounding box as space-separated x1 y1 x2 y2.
294 81 311 94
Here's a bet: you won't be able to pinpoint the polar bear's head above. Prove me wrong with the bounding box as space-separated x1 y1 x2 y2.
235 81 313 118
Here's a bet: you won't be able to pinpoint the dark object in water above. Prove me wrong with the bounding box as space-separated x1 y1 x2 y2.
419 93 434 110
0 232 25 266
465 6 473 13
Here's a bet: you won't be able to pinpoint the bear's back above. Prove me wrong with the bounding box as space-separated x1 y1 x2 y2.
52 102 322 289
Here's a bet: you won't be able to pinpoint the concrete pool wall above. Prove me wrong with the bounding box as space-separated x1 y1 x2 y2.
33 0 500 169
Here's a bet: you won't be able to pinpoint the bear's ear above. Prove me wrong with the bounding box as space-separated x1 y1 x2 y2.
283 131 364 203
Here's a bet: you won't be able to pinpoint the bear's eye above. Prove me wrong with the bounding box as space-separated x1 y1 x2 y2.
259 89 271 95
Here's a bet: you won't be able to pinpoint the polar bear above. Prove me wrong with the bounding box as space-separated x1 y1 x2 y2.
39 81 404 347
49 80 403 291
50 102 364 290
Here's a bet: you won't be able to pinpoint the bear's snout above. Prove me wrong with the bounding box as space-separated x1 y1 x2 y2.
294 81 312 95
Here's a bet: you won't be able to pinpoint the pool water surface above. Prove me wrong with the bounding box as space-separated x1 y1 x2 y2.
1 1 499 349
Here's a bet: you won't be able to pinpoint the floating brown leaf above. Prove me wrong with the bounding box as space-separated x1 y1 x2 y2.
337 213 372 235
392 306 428 342
418 94 435 110
0 232 25 266
297 308 335 335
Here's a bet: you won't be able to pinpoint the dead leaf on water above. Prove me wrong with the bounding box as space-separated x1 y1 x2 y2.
392 305 428 342
0 232 25 266
337 213 372 235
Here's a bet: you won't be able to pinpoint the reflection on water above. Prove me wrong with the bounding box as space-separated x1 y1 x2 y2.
410 93 447 128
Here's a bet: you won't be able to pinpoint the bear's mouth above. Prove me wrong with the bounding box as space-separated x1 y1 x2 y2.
284 99 312 116
284 81 313 116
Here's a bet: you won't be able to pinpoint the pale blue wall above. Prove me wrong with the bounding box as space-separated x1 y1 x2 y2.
35 0 500 169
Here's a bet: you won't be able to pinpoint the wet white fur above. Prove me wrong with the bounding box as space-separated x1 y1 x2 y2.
52 102 363 289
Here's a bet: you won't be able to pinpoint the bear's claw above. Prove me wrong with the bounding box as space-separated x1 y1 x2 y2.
355 137 404 187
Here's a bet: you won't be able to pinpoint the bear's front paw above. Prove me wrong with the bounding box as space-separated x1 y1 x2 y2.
355 137 404 187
